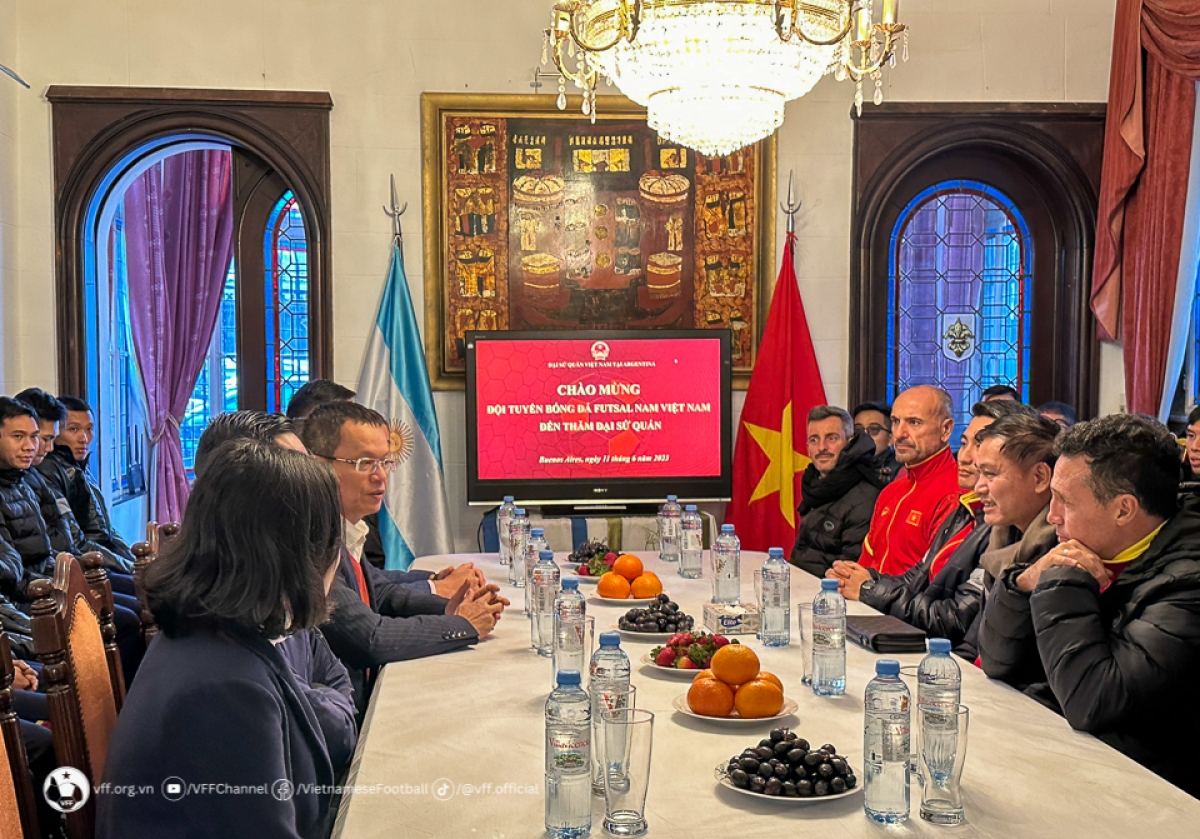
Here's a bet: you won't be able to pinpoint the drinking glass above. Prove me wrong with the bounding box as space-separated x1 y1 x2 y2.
600 708 654 836
796 603 814 686
591 683 636 795
899 665 921 783
919 704 969 825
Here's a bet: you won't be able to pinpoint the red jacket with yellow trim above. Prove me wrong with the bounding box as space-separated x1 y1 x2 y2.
859 447 963 577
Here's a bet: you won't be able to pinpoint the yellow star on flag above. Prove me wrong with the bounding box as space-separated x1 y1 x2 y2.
744 401 811 527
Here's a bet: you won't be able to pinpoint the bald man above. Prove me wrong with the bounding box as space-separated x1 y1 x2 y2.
858 385 965 576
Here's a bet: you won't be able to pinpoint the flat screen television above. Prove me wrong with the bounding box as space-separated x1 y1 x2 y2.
465 329 733 506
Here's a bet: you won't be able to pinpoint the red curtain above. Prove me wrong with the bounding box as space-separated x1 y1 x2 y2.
1091 0 1200 414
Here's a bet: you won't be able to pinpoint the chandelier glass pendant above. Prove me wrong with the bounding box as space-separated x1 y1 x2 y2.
542 0 909 156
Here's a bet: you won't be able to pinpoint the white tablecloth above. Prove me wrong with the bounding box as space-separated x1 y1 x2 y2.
333 552 1199 838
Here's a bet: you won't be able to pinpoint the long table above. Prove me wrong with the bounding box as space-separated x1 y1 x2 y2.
333 551 1199 838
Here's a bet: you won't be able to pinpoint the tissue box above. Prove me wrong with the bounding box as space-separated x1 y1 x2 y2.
703 603 760 636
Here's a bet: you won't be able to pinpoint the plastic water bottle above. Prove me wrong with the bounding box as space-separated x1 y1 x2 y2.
760 547 791 647
917 638 962 784
524 527 548 614
711 524 740 604
863 659 911 823
658 495 682 563
812 578 846 696
532 550 560 656
679 505 703 579
589 631 630 690
552 579 588 687
497 495 516 565
508 509 530 587
588 632 631 795
546 670 592 839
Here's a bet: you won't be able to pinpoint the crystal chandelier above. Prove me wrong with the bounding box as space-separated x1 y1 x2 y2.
542 0 908 156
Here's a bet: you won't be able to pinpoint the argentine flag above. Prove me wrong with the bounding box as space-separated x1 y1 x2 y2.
356 241 455 569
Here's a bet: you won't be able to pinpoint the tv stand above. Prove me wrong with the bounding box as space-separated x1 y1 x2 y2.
541 502 659 517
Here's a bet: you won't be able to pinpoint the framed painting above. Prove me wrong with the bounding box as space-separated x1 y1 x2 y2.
420 92 777 390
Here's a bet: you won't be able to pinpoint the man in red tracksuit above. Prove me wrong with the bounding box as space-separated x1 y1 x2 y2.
854 385 964 577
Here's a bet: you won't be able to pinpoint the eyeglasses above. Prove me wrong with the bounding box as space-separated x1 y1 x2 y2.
854 424 889 437
317 455 400 475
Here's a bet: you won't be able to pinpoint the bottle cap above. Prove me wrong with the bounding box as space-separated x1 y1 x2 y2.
876 659 900 677
928 638 952 655
768 547 784 559
503 495 515 502
531 527 544 536
820 578 839 591
685 504 697 512
667 495 678 502
556 669 581 687
598 631 621 648
515 508 526 516
539 550 554 562
721 524 735 533
561 578 579 591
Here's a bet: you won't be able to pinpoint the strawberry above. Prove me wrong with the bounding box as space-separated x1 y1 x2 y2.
711 634 731 648
577 564 590 576
655 647 678 667
666 632 689 647
675 632 696 647
604 552 617 566
675 656 698 669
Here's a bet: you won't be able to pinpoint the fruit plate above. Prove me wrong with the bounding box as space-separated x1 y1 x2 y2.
639 652 705 677
615 626 674 642
564 574 599 585
672 694 800 724
592 594 664 606
713 762 862 803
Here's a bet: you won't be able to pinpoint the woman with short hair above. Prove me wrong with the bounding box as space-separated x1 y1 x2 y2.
98 439 344 839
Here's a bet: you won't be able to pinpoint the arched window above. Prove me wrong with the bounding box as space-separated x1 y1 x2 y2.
887 180 1033 430
265 191 310 414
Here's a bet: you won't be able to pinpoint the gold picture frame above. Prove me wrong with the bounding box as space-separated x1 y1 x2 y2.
420 92 777 390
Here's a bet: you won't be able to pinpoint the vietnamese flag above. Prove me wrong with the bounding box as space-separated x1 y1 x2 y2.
725 232 827 551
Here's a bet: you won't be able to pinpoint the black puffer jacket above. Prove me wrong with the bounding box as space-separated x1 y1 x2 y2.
860 499 989 658
871 447 900 486
790 433 883 578
36 446 134 564
0 467 61 598
0 595 34 659
24 466 133 574
977 503 1200 797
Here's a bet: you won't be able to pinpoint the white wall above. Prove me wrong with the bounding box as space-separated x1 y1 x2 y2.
3 0 1120 550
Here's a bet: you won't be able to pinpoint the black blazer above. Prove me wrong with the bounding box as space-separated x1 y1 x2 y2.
97 630 336 839
321 553 477 711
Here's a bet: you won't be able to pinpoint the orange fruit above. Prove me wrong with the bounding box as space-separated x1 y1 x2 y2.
630 572 663 598
694 669 718 683
612 554 644 581
687 678 735 717
756 671 784 692
710 644 760 686
734 680 784 719
596 572 631 599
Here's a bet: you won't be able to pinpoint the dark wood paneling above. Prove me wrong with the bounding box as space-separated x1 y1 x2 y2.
849 102 1106 419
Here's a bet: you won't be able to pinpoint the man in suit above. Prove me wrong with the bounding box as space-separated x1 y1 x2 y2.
300 401 507 710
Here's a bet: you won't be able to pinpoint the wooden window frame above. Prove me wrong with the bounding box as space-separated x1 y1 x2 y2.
49 86 334 399
850 102 1106 418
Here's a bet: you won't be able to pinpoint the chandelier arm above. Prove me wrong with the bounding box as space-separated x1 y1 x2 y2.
567 1 632 54
549 39 600 90
784 2 854 47
844 30 895 78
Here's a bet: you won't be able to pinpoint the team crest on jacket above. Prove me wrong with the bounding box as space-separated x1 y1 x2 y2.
906 510 922 526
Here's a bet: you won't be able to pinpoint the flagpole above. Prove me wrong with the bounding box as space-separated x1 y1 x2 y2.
382 173 408 248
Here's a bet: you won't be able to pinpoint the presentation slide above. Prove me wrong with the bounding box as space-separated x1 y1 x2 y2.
474 337 723 480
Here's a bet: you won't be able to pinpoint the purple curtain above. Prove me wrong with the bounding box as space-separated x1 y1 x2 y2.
123 149 234 523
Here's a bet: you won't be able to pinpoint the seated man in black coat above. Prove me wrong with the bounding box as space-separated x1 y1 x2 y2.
790 405 882 577
978 414 1200 797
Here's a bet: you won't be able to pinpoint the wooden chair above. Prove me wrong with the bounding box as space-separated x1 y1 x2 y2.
0 631 40 839
29 552 127 839
131 521 179 644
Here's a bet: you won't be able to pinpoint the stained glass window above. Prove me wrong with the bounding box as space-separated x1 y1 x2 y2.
265 191 310 414
887 180 1033 431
